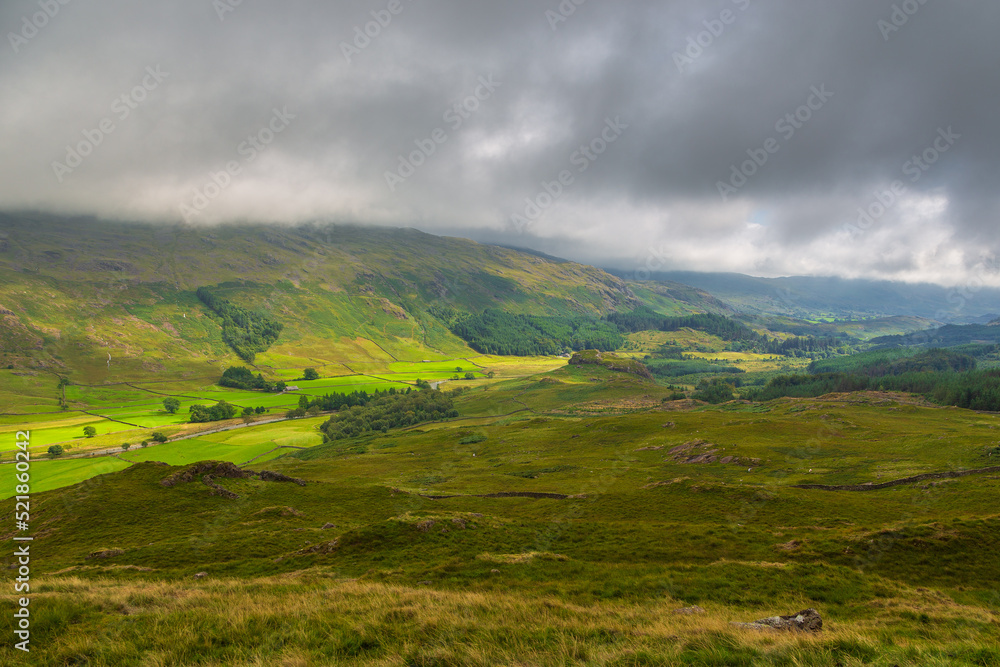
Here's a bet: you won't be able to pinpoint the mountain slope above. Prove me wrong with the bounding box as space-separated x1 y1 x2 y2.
0 213 654 382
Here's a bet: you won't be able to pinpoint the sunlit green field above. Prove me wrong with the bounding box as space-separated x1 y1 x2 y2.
0 456 130 498
119 438 287 467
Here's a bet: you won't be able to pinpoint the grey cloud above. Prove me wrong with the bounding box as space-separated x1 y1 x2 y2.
0 0 998 286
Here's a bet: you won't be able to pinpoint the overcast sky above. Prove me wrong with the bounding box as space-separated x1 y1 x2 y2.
2 0 998 286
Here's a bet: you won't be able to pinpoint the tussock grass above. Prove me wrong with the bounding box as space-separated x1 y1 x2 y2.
4 575 996 666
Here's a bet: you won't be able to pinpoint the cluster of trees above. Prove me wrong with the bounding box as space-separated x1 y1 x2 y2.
644 359 744 378
809 348 977 377
189 401 239 423
293 387 397 414
445 309 624 356
218 366 287 393
873 324 1000 348
197 287 283 362
319 389 457 441
607 308 843 357
692 378 737 404
747 349 1000 411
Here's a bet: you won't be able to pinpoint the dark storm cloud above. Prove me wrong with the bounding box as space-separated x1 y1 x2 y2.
0 0 997 286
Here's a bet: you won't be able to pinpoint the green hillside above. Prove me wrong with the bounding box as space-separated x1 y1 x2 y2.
0 214 663 385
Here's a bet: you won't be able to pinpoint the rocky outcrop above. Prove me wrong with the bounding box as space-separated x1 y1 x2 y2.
733 609 822 632
662 439 761 467
202 474 240 499
258 470 308 486
568 350 654 380
161 462 307 499
160 461 250 487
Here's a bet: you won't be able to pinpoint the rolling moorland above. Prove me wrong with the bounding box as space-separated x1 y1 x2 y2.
1 216 999 666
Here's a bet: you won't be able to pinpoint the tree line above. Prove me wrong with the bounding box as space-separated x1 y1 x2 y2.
197 287 283 362
438 307 624 356
285 386 405 419
218 366 287 392
319 389 457 441
747 348 1000 411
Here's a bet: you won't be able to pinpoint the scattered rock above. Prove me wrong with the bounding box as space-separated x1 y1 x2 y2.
295 539 339 556
673 606 705 615
490 569 500 573
775 540 802 552
733 608 822 632
258 470 308 486
416 519 436 533
662 422 676 428
86 548 124 560
683 453 718 464
202 474 240 499
194 572 208 579
321 522 337 529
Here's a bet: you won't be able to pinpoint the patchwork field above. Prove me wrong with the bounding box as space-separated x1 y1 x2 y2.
0 355 556 468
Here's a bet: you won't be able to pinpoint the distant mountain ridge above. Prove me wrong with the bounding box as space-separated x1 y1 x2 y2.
609 270 1000 323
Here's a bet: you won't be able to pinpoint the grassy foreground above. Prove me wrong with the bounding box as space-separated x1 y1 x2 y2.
2 363 999 665
5 575 997 666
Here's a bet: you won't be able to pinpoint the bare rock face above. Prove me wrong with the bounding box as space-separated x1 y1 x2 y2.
733 608 822 632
